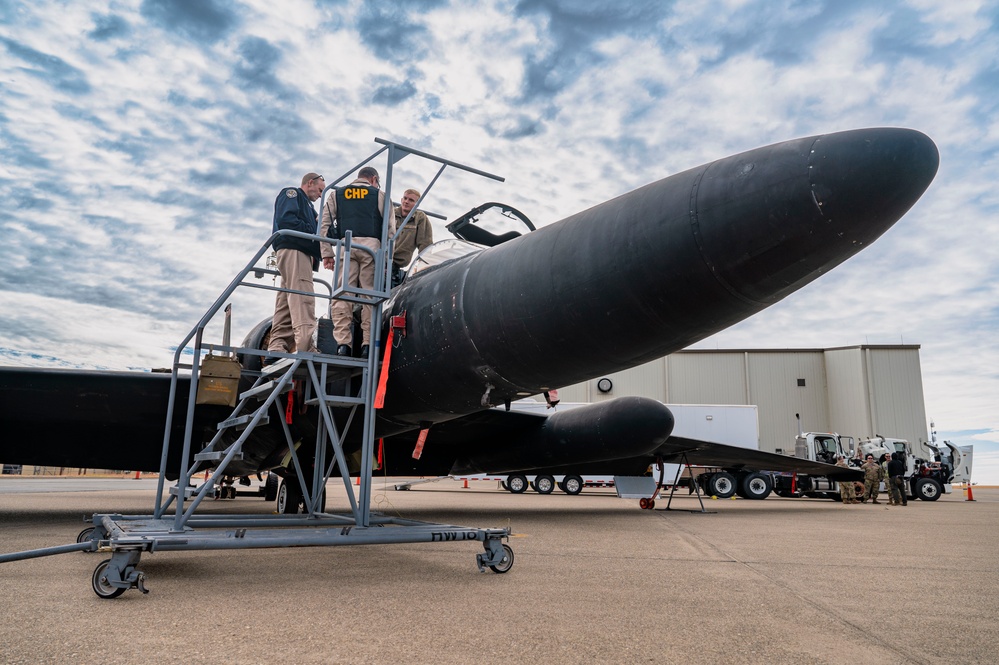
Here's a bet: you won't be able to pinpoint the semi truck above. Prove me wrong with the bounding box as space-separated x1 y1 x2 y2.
701 418 973 501
479 405 973 504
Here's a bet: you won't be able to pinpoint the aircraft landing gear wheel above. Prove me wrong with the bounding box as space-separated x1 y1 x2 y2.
489 544 515 574
506 475 528 494
639 498 656 510
532 474 555 494
92 559 127 599
277 479 304 513
77 527 95 544
264 472 279 502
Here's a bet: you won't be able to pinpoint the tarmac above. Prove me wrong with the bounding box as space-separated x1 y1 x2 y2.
0 477 995 665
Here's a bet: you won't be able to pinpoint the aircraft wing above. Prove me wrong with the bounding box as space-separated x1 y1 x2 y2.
380 400 862 482
653 436 863 481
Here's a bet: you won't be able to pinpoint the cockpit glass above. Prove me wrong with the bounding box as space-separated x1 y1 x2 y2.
409 239 482 275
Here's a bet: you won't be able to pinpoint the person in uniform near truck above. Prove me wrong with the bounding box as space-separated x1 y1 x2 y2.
887 452 908 506
836 456 858 503
860 454 885 504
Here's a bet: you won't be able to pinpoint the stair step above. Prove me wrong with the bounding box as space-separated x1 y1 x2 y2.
194 450 245 462
305 395 367 406
217 414 269 430
240 380 292 401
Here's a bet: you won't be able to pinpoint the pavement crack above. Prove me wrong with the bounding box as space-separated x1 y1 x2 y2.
655 511 930 665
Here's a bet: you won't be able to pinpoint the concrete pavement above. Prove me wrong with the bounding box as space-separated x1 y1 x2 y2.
0 478 994 664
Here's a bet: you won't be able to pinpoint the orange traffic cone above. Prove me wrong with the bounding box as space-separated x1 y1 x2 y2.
133 470 141 479
966 483 976 501
463 479 469 488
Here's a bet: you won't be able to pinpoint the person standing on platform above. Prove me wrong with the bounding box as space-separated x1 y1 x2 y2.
320 167 392 358
391 188 433 285
267 173 324 357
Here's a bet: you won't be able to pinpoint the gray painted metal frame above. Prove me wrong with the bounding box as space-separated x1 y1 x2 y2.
0 139 514 596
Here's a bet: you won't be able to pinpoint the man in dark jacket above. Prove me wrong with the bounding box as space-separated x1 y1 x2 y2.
887 452 908 506
268 172 324 356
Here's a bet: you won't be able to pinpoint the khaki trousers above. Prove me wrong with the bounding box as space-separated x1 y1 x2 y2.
331 237 380 347
268 248 317 354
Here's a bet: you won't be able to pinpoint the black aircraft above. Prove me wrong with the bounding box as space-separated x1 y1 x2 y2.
0 128 938 495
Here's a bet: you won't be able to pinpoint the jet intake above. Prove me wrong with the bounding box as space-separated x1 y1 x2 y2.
450 397 674 475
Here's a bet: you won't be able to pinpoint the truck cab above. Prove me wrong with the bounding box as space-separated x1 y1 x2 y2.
856 436 972 501
794 432 853 465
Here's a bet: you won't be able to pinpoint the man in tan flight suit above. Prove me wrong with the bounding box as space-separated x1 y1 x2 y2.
392 188 434 283
320 167 393 358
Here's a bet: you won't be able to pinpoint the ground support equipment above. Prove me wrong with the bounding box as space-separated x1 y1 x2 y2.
0 139 515 596
658 453 717 514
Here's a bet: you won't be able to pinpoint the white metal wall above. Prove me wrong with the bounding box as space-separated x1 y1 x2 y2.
564 345 929 457
666 353 748 405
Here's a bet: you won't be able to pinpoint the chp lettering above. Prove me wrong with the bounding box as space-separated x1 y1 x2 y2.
344 187 370 199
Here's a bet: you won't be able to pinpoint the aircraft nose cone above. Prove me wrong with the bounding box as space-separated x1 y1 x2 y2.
696 127 939 304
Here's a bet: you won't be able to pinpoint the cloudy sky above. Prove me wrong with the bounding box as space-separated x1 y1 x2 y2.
2 0 997 481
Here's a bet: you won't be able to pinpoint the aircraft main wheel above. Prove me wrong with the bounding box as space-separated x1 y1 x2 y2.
562 475 583 495
740 472 773 500
263 473 279 502
488 544 515 574
92 559 127 599
506 475 528 494
915 477 942 501
532 475 555 494
277 479 304 513
706 472 737 498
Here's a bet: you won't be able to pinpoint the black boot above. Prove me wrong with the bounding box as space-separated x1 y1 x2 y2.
336 344 351 356
360 344 369 359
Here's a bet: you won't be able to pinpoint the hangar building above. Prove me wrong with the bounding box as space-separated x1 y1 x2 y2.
555 345 935 461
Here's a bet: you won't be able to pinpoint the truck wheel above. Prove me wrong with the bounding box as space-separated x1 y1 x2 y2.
915 477 942 501
562 475 584 495
532 475 555 494
706 472 736 499
506 474 528 494
740 472 773 500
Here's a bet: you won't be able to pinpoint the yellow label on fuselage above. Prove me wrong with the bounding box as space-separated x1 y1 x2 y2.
344 187 369 199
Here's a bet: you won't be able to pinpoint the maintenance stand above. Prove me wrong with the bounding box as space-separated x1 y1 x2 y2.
0 140 514 597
